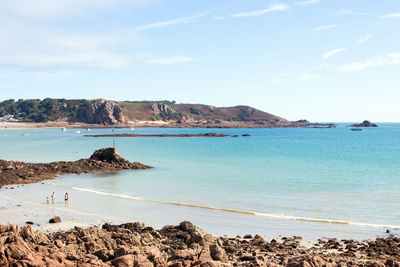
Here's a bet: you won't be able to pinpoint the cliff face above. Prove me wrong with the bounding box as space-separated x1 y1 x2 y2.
0 98 308 127
78 100 124 125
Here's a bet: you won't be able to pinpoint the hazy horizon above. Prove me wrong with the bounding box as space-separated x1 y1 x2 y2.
0 0 399 122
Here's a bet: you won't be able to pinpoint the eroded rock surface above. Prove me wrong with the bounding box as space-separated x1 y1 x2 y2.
0 221 399 266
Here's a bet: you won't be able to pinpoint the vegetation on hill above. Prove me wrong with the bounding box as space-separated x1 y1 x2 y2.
0 98 286 124
0 99 89 122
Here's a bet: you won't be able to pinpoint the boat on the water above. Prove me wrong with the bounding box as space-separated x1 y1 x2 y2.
130 127 135 131
75 130 81 134
351 127 362 131
62 127 66 132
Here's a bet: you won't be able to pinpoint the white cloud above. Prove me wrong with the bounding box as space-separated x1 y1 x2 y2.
0 1 199 69
322 48 346 60
336 10 376 17
313 24 340 31
295 0 319 6
0 0 156 19
355 34 372 45
0 51 132 68
271 70 289 83
381 13 400 18
339 53 400 72
135 12 207 31
256 72 267 77
302 73 320 80
146 56 194 64
212 16 226 20
230 4 289 18
0 18 140 68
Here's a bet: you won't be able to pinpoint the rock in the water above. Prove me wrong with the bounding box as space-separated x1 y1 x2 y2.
49 216 61 223
90 147 123 163
0 147 151 188
351 120 378 127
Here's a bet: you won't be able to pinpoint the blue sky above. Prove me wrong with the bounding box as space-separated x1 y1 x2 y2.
0 0 399 122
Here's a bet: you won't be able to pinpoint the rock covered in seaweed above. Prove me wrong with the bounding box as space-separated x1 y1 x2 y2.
0 147 152 188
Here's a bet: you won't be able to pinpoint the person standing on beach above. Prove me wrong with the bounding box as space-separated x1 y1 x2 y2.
64 192 69 208
46 197 49 204
51 192 55 204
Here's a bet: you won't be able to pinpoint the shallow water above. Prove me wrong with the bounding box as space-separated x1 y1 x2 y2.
0 124 399 239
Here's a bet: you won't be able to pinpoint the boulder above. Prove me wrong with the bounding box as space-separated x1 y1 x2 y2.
49 216 61 224
90 147 123 163
111 254 135 267
209 244 225 261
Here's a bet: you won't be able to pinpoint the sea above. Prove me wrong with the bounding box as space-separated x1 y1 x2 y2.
0 124 399 240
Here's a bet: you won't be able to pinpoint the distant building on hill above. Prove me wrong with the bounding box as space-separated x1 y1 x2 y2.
0 115 20 122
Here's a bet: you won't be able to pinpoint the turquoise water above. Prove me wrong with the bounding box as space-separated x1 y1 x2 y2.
1 124 399 239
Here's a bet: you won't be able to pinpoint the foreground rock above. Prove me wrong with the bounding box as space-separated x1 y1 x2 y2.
351 120 378 127
0 147 152 188
0 221 399 266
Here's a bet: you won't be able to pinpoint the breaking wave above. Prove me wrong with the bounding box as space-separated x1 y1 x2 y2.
71 187 400 230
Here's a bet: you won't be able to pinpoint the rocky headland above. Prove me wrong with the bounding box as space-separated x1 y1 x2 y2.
0 98 334 129
0 220 399 267
350 121 378 127
0 147 152 188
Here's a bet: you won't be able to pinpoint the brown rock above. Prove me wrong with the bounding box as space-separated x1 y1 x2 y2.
209 244 225 261
111 254 136 267
49 216 61 223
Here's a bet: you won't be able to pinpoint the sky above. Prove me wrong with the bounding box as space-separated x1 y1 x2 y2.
0 0 399 122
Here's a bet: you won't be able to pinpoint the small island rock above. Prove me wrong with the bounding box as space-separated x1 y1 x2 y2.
351 120 378 127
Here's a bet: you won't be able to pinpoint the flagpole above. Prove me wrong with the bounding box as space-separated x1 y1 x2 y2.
112 120 116 148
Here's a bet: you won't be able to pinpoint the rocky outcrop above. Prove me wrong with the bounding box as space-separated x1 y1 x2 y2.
78 100 125 125
0 221 399 266
151 102 183 121
85 133 238 138
351 120 378 127
0 147 152 188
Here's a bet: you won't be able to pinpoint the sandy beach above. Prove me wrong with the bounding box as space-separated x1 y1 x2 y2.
1 187 399 266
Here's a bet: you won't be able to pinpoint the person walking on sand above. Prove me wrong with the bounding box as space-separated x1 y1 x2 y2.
51 192 55 204
65 192 69 202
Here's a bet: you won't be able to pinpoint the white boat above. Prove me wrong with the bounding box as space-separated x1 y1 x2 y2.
130 127 135 131
21 133 30 136
87 128 91 131
75 130 81 134
62 127 66 132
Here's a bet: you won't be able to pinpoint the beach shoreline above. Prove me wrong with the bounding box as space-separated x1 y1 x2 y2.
0 208 399 266
1 175 399 265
